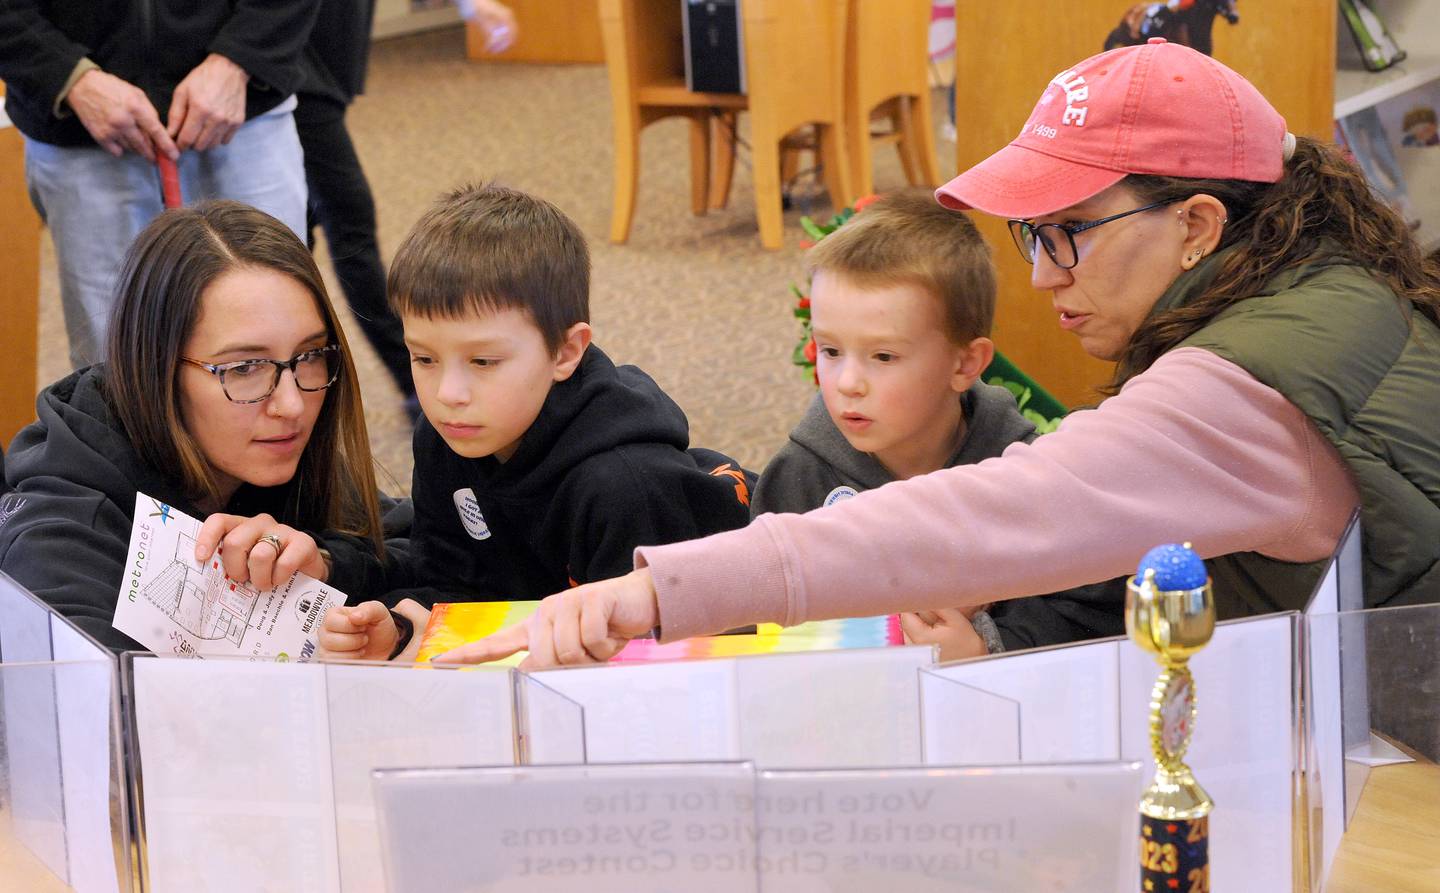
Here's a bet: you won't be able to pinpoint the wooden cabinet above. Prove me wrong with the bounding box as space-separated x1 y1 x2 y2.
953 3 1335 407
0 82 42 448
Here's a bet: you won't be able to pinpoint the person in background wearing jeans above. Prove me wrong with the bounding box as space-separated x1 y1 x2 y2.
0 0 319 369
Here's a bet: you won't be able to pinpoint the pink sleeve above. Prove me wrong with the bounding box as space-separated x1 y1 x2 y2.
637 348 1360 642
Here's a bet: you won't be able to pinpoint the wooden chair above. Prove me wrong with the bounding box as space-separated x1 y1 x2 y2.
739 0 853 248
597 0 744 244
844 0 941 198
599 0 852 250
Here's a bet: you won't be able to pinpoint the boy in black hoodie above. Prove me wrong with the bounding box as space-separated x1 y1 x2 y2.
321 185 754 659
750 190 1125 658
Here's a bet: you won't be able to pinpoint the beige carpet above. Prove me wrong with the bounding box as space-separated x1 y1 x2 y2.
36 26 954 494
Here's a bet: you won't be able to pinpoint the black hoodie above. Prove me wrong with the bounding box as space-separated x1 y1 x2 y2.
0 366 403 653
405 346 755 602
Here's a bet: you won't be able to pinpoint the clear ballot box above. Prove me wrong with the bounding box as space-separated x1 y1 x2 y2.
122 655 584 893
0 571 133 893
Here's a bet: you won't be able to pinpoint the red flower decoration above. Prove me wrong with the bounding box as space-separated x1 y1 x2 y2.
798 297 810 309
852 193 881 212
803 339 817 363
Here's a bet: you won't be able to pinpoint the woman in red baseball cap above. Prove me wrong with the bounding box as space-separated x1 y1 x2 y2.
448 39 1440 668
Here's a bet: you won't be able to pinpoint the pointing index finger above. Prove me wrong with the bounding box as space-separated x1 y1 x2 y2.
434 622 529 665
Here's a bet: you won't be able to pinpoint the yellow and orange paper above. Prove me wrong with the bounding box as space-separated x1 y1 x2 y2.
415 601 904 665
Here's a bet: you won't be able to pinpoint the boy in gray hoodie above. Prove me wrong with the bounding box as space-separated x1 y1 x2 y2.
751 190 1124 658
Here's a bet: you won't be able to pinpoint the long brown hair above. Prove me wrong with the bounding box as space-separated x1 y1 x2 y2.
105 201 384 555
1109 136 1440 391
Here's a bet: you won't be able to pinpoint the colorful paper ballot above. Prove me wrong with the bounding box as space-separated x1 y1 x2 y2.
415 601 904 664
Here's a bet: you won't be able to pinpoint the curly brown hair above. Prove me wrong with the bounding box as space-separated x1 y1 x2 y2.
1108 136 1440 393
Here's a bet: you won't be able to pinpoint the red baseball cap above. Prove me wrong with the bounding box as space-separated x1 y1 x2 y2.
937 38 1289 219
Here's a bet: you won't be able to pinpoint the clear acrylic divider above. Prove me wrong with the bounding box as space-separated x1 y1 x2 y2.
919 612 1301 892
124 653 339 892
525 646 934 768
754 762 1143 892
371 760 760 893
1 660 130 893
732 646 932 768
922 639 1123 763
1121 612 1300 893
917 668 1021 765
526 659 744 763
514 673 587 765
325 662 520 892
1307 602 1440 891
123 652 576 893
0 571 132 893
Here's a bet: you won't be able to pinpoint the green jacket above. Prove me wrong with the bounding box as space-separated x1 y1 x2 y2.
1153 247 1440 614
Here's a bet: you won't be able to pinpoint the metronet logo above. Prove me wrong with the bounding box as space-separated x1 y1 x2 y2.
147 499 174 525
1050 69 1090 126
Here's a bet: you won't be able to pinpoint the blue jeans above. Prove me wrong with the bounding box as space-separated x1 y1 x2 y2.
25 98 307 368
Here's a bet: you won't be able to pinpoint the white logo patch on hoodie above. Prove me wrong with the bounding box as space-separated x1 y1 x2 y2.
453 488 492 540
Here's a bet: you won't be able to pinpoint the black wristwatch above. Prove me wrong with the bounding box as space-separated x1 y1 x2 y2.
387 609 415 660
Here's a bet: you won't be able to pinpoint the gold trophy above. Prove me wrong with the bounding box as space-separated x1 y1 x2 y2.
1127 543 1216 892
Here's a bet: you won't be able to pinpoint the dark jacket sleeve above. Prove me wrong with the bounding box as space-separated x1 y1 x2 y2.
989 578 1129 651
0 1 89 113
0 487 145 653
563 453 668 585
208 0 321 96
563 448 753 585
316 494 417 603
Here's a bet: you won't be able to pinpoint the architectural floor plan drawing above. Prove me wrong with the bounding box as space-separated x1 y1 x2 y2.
142 530 258 644
114 492 348 660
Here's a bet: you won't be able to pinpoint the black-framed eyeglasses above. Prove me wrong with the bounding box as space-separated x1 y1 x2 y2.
1007 201 1170 270
181 345 342 404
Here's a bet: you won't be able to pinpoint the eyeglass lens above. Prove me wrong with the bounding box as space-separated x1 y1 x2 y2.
1009 221 1077 269
221 349 338 402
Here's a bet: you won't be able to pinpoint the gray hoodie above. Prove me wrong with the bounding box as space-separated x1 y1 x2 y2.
751 382 1126 652
752 382 1034 515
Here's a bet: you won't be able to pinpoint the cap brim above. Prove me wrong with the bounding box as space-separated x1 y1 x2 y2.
936 142 1127 219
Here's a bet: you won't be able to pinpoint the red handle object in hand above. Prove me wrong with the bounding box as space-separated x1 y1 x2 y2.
157 154 182 208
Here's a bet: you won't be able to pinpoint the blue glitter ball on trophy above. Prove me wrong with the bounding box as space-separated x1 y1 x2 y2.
1137 543 1208 591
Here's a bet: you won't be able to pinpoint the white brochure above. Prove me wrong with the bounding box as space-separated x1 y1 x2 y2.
113 492 345 660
